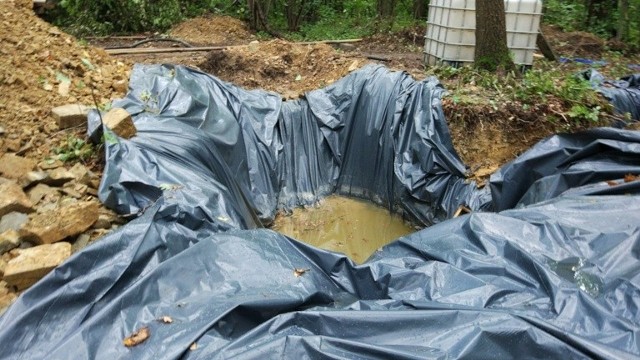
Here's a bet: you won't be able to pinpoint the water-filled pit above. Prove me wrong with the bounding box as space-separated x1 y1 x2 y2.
271 196 417 263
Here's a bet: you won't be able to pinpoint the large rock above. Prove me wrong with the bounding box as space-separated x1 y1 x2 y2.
0 181 34 217
0 154 37 180
103 107 137 139
51 104 91 130
0 212 29 233
20 201 99 244
0 230 20 254
3 242 72 290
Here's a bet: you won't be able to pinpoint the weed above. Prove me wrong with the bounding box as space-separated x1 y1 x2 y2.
53 135 94 162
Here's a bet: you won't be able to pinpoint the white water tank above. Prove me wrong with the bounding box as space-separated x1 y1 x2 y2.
424 0 543 66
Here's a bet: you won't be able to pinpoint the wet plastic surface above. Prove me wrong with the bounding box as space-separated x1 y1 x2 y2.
1 64 640 359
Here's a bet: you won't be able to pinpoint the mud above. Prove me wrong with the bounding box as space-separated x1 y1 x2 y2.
271 196 416 263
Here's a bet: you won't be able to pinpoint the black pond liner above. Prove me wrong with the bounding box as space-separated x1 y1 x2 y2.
1 64 640 359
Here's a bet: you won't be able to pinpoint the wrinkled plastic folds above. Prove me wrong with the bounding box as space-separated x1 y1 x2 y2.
584 69 640 120
1 64 640 359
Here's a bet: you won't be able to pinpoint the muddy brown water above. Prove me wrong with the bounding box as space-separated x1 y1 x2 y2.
271 196 416 263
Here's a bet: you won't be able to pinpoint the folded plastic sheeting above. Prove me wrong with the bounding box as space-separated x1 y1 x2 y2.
1 195 639 359
584 70 640 121
91 64 488 227
2 64 640 359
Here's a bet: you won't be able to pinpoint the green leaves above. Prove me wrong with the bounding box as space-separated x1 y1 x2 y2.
53 135 95 162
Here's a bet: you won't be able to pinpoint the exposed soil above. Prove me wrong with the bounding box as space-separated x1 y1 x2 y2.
199 39 368 98
169 14 256 46
0 0 130 162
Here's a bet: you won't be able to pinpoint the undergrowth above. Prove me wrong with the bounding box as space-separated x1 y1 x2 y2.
428 62 613 128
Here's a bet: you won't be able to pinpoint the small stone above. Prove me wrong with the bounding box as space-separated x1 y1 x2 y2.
61 184 83 199
51 104 91 130
44 168 75 186
27 183 58 205
93 214 112 230
3 242 72 290
0 154 37 180
0 125 5 135
103 107 136 139
0 230 20 254
38 159 63 170
0 212 29 233
69 163 94 185
20 201 99 244
71 233 91 253
0 181 34 217
111 79 128 93
3 138 21 152
21 171 48 188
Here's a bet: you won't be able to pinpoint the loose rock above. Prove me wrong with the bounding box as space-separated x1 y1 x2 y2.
0 181 34 217
0 230 21 254
3 242 72 290
103 108 137 139
20 201 99 244
51 104 92 130
0 212 29 233
27 183 59 205
45 167 75 186
0 154 37 180
93 214 112 230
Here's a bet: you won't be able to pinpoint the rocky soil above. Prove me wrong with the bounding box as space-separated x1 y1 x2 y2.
0 0 130 314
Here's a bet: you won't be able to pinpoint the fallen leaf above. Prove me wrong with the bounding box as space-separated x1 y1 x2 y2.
294 268 310 277
606 180 618 187
190 342 198 351
123 327 150 347
157 316 173 324
624 174 638 183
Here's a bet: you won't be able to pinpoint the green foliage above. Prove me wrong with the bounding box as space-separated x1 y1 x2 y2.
53 135 95 162
428 65 607 125
50 0 424 40
544 0 640 44
53 0 216 36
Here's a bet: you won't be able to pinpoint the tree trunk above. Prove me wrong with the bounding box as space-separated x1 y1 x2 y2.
285 0 306 32
474 0 515 72
376 0 397 31
617 0 629 41
377 0 396 18
413 0 426 19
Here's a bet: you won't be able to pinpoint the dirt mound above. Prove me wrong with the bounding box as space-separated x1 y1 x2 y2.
0 0 130 161
170 15 255 46
199 40 366 97
542 24 606 58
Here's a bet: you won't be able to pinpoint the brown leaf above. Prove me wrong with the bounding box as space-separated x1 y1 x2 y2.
624 174 638 183
157 316 173 324
123 327 150 347
294 268 310 277
606 180 618 187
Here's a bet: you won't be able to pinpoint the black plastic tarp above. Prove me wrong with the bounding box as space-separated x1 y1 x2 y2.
584 69 640 121
1 64 640 359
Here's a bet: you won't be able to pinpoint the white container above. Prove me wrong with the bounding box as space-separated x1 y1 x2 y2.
424 0 542 66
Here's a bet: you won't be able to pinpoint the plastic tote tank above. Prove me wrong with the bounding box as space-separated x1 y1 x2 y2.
424 0 542 66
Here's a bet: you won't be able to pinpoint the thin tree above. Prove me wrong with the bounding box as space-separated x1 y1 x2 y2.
617 0 629 41
474 0 515 72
